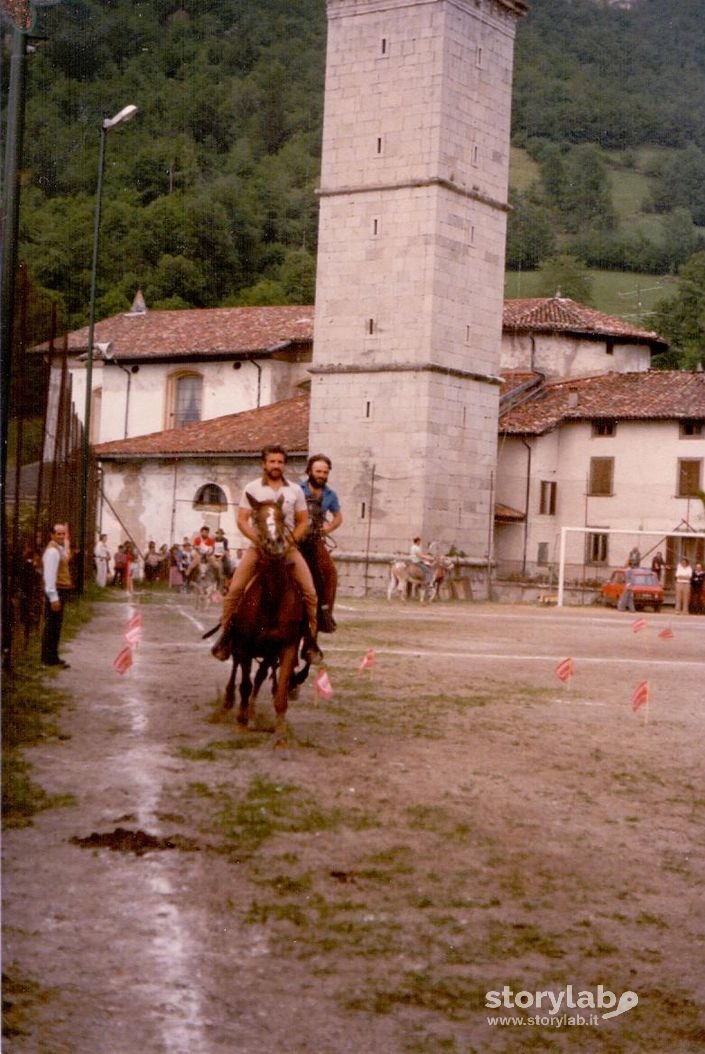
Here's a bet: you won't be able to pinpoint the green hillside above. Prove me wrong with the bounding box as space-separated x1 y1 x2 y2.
4 0 704 350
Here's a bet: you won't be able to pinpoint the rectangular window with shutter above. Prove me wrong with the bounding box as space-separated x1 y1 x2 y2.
588 457 614 496
677 459 702 497
539 481 556 515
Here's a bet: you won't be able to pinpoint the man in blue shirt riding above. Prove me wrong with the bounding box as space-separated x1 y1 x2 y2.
300 454 343 632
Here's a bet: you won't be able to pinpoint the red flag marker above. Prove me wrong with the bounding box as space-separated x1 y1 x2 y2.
632 617 647 633
113 645 133 675
126 612 143 631
359 649 376 671
554 657 574 683
124 626 142 646
658 627 674 640
314 667 334 701
630 680 649 712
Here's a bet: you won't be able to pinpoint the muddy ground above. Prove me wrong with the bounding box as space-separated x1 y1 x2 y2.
3 593 705 1054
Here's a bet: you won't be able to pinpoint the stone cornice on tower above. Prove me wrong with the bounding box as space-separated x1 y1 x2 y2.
316 175 511 214
327 0 528 18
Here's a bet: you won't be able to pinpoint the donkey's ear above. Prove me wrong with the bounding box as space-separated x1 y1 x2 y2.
246 493 261 510
276 494 285 507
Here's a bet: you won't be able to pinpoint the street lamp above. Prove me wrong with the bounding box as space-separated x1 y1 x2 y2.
77 103 138 594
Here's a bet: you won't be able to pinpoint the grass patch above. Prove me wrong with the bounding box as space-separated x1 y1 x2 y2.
194 774 375 854
176 736 265 761
2 970 56 1039
345 970 481 1020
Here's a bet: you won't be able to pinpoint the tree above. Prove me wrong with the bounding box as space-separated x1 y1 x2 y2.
652 252 705 370
506 191 556 270
535 255 594 305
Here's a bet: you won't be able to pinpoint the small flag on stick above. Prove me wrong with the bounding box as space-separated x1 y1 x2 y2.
632 617 648 634
314 667 334 701
358 649 376 672
554 657 574 683
113 645 134 675
124 626 142 646
658 626 674 640
630 679 649 712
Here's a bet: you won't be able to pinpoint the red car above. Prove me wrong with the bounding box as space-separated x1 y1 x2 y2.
600 569 664 612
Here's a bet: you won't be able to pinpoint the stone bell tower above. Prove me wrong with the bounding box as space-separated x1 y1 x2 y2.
310 0 527 560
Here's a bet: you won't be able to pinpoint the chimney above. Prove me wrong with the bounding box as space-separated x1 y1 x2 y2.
127 288 147 315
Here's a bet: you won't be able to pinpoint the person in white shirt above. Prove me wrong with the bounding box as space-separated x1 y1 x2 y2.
674 557 693 615
41 523 73 668
94 533 111 587
212 445 321 664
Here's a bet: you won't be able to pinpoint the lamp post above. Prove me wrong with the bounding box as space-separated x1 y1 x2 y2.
77 104 138 594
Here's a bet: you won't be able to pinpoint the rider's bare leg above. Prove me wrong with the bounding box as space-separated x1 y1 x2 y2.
211 548 258 660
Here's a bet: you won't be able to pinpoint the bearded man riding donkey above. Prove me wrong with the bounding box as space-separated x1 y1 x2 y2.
209 445 341 742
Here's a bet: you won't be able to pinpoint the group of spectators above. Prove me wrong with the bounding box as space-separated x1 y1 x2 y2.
94 526 243 592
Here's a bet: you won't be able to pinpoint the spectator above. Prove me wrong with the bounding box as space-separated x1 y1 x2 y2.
651 551 666 585
41 523 72 668
617 565 637 612
94 533 111 587
113 544 127 589
144 541 162 584
674 557 692 615
169 544 185 591
690 562 704 614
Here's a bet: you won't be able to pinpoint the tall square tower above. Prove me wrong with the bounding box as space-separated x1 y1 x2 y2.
310 0 527 556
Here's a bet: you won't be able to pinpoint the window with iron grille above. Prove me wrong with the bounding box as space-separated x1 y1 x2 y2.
588 457 614 496
586 532 609 564
194 483 227 510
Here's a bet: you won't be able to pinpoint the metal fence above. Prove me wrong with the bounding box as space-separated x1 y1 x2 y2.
3 283 96 665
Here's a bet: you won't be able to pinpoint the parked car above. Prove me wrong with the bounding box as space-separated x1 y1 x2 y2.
600 568 664 612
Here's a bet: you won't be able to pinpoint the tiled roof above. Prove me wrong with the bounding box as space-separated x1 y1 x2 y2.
37 306 314 361
503 297 668 348
36 298 666 363
95 394 309 458
500 371 705 436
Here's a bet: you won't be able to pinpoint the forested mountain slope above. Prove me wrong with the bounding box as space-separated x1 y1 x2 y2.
6 0 704 333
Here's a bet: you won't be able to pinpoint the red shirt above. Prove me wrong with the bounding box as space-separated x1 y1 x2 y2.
192 533 214 555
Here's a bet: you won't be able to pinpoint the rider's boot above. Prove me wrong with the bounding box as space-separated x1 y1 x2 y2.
301 621 323 665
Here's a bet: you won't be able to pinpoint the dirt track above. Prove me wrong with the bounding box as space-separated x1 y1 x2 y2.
3 593 705 1053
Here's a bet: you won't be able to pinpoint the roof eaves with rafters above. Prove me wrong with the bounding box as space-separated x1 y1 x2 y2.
95 394 310 459
499 371 705 436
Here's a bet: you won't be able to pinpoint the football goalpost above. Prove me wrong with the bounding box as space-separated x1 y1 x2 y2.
556 526 705 607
